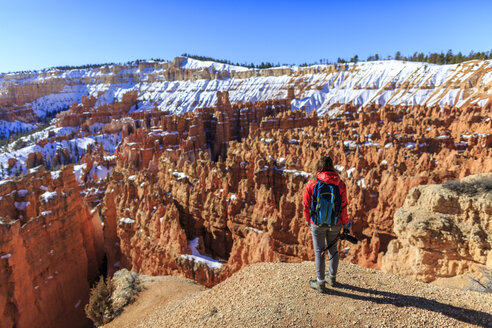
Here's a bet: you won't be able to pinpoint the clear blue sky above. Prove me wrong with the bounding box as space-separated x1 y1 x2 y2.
1 0 491 73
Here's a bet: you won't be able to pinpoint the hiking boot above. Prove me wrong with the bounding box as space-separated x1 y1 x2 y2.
326 275 337 287
309 279 327 293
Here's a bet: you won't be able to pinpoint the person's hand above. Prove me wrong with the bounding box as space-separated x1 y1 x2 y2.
343 222 352 234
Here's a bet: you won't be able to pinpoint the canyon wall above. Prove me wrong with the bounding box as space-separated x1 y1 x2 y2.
98 97 491 286
0 84 490 327
0 166 104 328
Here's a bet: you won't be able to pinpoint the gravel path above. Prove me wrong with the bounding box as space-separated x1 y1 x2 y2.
107 262 492 328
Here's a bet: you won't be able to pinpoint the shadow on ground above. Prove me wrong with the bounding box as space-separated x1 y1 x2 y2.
326 283 492 328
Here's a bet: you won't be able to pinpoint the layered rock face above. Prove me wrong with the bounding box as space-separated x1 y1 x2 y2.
0 166 104 328
382 174 492 286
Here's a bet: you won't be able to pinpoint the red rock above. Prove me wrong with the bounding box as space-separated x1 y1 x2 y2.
0 166 104 328
97 99 491 287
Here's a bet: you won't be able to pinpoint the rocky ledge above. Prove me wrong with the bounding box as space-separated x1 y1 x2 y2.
104 261 492 328
382 173 492 291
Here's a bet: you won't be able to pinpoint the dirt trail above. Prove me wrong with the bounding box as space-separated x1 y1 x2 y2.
104 276 205 328
105 262 492 328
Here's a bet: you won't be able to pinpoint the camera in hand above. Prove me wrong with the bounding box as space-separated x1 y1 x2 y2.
340 229 358 244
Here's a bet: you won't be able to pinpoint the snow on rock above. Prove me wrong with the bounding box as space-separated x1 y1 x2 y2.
181 237 222 269
1 253 11 260
180 57 249 73
50 170 61 180
0 133 120 180
281 169 311 179
88 163 113 181
344 140 359 149
40 191 57 203
0 120 37 139
119 217 135 224
172 171 188 181
0 59 490 125
73 164 87 182
245 227 264 234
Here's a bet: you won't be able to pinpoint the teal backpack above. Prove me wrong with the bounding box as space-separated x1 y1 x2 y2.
310 179 342 226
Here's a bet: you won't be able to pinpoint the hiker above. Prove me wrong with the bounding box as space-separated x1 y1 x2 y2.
303 156 352 292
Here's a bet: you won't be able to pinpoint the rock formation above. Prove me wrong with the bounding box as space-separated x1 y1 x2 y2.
95 93 491 286
0 166 104 328
382 173 492 290
1 58 491 328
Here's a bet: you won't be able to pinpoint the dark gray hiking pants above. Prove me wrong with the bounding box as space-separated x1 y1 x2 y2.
310 223 342 282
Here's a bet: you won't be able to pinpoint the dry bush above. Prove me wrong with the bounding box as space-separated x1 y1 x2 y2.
443 176 492 196
85 276 115 327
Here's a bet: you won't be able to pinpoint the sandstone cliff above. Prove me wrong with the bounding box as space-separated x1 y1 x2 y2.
95 93 491 287
382 173 492 291
0 87 491 328
0 166 104 328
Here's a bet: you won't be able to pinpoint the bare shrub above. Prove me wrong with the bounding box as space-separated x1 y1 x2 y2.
85 276 114 327
443 176 492 196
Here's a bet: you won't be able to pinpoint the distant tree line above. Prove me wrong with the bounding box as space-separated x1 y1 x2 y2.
3 58 167 74
183 49 492 68
3 50 491 75
181 53 283 69
52 58 166 71
364 50 492 65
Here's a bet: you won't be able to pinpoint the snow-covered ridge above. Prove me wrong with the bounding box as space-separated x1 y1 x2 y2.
1 58 491 124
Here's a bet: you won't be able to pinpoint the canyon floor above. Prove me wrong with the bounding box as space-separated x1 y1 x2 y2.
104 261 492 328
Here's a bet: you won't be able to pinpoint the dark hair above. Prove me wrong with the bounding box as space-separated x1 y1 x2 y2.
316 156 335 173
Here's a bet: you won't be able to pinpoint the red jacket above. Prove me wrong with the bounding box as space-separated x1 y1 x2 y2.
303 171 349 225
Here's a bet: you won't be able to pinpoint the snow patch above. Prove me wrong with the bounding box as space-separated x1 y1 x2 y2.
181 237 222 269
40 191 57 203
172 171 188 181
50 170 61 180
119 217 135 224
245 227 264 234
346 167 356 178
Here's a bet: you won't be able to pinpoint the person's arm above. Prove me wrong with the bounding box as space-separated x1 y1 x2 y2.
303 180 314 225
339 180 350 226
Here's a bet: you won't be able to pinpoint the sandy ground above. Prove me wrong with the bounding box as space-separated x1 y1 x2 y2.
104 261 492 328
104 275 205 328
